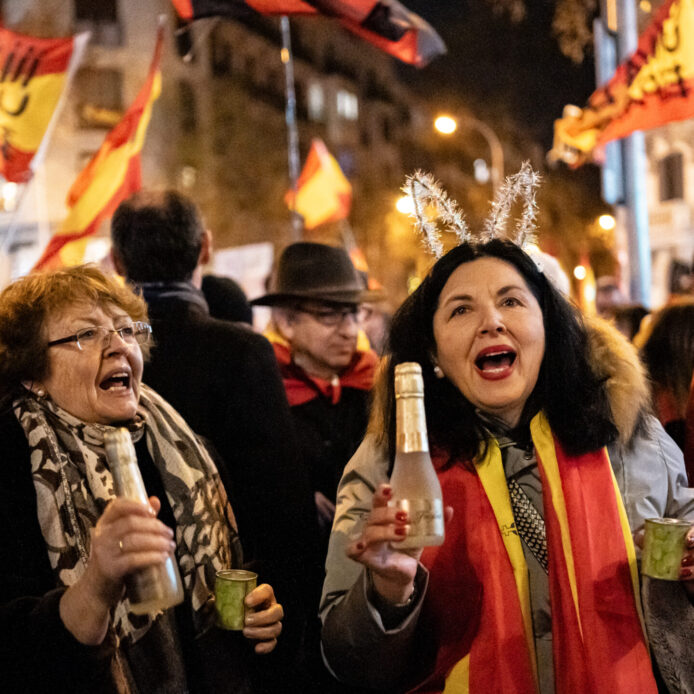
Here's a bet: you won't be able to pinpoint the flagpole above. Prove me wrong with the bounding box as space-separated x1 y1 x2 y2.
615 0 651 307
280 16 303 242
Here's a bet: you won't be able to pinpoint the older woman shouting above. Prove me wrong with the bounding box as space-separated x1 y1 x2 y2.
0 265 282 693
320 239 694 694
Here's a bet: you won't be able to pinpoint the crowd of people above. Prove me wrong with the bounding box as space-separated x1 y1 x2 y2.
1 185 693 693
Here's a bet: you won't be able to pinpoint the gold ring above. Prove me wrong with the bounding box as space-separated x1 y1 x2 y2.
118 539 125 553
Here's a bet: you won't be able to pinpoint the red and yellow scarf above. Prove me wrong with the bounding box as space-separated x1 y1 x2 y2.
414 412 656 694
266 329 377 406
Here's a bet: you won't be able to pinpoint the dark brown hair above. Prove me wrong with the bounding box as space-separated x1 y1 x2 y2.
375 239 618 465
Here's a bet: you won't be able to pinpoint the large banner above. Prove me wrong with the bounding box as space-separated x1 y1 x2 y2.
552 0 694 166
33 26 163 271
0 28 88 183
171 0 445 67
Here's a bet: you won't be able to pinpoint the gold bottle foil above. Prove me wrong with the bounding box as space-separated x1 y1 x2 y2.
394 362 429 453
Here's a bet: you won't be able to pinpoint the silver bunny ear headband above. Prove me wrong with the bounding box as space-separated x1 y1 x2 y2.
402 161 541 260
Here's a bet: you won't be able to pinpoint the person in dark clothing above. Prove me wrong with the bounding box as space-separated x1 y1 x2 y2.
251 242 379 693
110 190 318 691
251 242 379 541
641 300 694 477
202 274 253 326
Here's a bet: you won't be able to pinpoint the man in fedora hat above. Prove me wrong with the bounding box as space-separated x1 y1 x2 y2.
252 242 379 537
252 241 378 690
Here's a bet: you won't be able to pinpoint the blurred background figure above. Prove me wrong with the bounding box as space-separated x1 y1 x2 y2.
611 304 650 342
252 241 378 692
359 301 392 356
202 274 253 326
596 275 627 317
252 242 379 544
111 190 318 691
641 300 694 481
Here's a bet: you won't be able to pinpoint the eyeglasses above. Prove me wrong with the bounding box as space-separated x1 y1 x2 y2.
297 305 368 327
47 322 152 351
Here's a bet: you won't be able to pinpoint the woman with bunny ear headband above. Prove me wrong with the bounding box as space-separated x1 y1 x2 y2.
319 165 694 694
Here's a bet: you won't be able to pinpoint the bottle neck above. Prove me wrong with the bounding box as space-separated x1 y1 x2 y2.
395 394 429 453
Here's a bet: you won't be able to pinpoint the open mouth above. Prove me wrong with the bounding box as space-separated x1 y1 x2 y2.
99 371 131 391
474 349 517 373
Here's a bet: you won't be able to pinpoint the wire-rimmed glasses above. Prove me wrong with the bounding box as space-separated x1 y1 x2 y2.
47 322 152 351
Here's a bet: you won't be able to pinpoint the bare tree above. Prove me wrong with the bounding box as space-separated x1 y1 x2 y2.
487 0 598 63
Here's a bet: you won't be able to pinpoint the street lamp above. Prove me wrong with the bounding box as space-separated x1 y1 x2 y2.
434 113 505 196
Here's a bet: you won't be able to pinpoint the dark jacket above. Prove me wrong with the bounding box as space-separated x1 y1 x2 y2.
0 408 254 694
141 294 320 687
142 295 316 566
0 409 114 692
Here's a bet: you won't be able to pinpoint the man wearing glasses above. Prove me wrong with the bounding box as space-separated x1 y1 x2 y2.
251 242 379 544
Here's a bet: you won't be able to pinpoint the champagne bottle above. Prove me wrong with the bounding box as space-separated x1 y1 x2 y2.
104 428 184 615
389 362 444 548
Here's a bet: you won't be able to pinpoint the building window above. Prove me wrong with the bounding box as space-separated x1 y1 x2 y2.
307 83 325 121
75 68 123 129
660 152 684 201
74 0 121 46
336 90 358 120
178 80 197 133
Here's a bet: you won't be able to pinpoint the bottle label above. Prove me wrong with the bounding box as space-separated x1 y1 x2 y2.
394 498 444 538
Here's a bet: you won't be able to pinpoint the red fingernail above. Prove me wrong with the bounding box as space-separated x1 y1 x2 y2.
394 527 406 536
682 556 694 567
681 568 692 578
395 511 408 523
382 487 392 498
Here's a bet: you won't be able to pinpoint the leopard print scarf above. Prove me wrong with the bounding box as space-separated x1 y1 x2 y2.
14 384 241 645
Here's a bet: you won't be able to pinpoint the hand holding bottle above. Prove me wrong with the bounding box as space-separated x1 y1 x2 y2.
346 483 420 605
59 495 176 645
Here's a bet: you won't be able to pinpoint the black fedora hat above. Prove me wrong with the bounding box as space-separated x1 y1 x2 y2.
251 242 377 307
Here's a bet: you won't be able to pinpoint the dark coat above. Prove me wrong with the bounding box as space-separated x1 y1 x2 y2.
142 296 316 567
290 388 372 504
0 408 258 694
142 296 320 688
0 408 115 693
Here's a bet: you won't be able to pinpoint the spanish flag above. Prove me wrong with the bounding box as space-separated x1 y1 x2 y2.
170 0 445 67
0 28 88 183
551 0 694 166
285 138 351 229
33 26 163 271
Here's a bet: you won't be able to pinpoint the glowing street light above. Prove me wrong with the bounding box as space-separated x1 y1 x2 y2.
573 265 587 280
433 113 504 195
598 213 616 231
434 115 457 135
396 195 414 215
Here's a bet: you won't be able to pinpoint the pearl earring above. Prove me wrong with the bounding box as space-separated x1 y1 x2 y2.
36 388 46 398
433 365 445 379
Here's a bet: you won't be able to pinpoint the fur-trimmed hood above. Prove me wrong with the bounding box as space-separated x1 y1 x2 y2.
367 315 651 446
584 315 651 445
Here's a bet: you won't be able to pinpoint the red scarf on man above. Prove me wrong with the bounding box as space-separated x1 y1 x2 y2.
271 341 378 406
412 413 656 694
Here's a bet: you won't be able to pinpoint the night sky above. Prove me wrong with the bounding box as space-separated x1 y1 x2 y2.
398 1 598 151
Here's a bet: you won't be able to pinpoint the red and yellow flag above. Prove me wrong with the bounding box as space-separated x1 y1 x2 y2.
551 0 694 166
285 138 351 229
171 0 445 67
0 28 87 183
33 27 163 271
